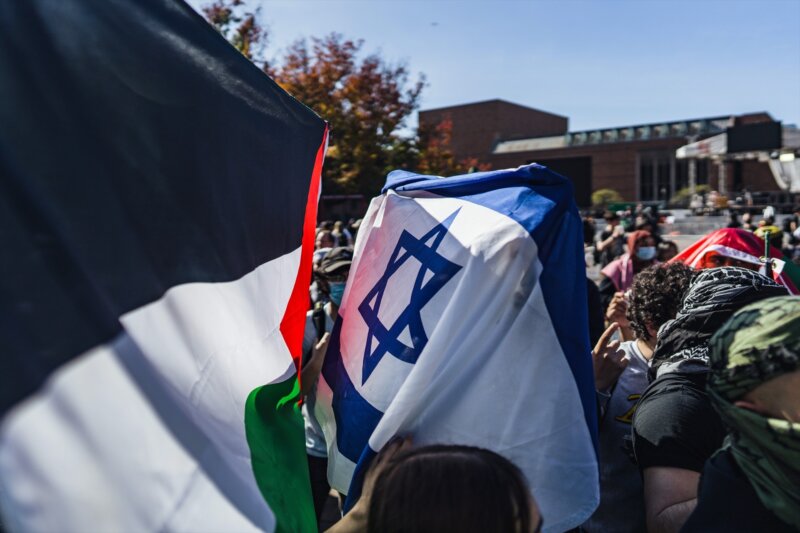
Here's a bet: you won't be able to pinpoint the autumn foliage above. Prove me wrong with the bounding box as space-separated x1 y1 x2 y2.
202 0 485 196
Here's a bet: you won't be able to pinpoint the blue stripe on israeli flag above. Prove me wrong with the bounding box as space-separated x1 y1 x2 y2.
315 164 599 533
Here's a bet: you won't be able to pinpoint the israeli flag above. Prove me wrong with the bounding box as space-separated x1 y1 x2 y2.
314 164 599 532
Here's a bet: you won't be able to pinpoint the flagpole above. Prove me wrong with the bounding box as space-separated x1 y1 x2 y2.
764 231 773 278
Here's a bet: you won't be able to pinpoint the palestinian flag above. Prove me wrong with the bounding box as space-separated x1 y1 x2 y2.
0 1 326 531
671 228 799 294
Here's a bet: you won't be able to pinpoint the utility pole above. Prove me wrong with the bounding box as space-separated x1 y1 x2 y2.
718 158 727 196
687 135 698 197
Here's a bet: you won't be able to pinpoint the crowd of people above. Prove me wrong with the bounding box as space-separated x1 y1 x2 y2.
301 209 799 532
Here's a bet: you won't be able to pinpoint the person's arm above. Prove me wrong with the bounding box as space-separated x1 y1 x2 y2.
596 233 612 252
632 384 718 533
597 225 624 252
592 322 629 393
325 437 412 532
300 333 330 397
324 505 367 533
642 467 700 533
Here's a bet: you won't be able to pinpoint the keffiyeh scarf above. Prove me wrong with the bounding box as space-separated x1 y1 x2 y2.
651 266 787 379
708 296 800 529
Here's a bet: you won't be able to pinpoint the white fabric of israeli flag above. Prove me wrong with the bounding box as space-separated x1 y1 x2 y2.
314 164 599 532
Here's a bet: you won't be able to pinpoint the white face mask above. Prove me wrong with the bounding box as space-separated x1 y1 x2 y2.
636 246 656 261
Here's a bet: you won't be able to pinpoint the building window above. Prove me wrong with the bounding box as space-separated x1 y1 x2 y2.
639 151 681 202
657 158 671 201
697 160 709 185
645 157 710 201
676 159 710 190
675 160 689 192
639 157 654 201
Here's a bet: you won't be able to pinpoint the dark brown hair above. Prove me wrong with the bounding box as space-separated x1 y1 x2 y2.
367 445 535 533
628 262 695 340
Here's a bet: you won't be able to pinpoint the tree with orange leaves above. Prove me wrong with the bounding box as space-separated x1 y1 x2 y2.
202 0 480 195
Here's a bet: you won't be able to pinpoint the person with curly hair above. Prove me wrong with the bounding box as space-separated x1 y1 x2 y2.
626 262 695 344
632 267 788 533
583 262 695 533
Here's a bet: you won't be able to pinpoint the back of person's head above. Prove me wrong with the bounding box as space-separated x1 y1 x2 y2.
367 445 539 533
657 240 678 262
316 246 353 278
316 230 334 249
709 296 800 409
627 262 695 341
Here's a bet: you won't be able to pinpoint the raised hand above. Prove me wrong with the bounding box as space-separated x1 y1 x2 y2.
593 322 630 392
606 291 630 328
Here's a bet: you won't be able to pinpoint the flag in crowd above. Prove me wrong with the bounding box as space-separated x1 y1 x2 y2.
672 228 800 293
3 0 797 532
0 0 327 531
313 165 600 532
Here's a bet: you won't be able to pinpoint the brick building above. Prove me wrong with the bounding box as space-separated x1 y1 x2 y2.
419 99 784 207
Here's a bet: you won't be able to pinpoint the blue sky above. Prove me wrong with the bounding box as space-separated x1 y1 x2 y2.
187 0 800 131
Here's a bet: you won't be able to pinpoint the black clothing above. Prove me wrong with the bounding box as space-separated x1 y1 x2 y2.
681 448 797 532
597 276 617 315
650 267 788 379
597 230 624 267
307 454 331 522
784 215 799 245
583 219 596 247
586 279 605 347
634 268 786 474
632 372 726 472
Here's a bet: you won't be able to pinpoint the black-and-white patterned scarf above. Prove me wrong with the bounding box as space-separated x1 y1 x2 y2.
651 266 787 380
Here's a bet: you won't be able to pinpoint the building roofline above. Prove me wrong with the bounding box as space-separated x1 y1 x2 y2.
497 112 776 143
567 115 734 135
491 112 781 154
419 98 568 120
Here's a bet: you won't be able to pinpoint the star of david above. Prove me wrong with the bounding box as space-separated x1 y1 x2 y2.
358 209 462 385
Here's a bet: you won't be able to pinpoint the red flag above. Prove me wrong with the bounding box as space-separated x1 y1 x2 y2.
671 228 798 294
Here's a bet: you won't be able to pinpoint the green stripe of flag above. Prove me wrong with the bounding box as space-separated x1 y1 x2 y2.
245 376 317 533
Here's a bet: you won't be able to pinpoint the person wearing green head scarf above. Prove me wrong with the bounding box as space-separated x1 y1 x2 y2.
682 296 800 532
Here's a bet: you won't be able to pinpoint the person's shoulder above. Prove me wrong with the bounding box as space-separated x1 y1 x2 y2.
635 373 708 422
632 372 723 471
618 340 640 360
619 340 649 368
